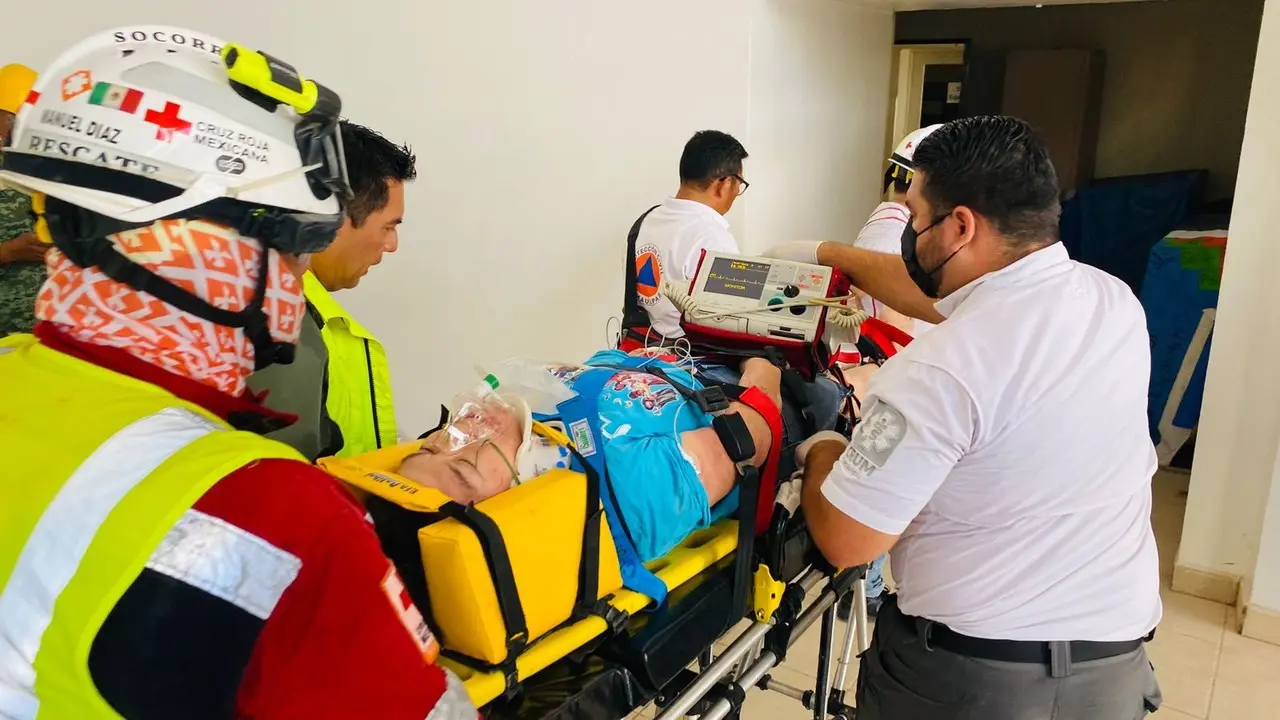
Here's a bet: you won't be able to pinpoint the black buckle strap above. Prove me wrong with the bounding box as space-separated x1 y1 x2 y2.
779 368 816 436
581 596 631 635
729 464 761 621
417 405 451 440
438 502 529 660
563 442 606 623
622 205 661 331
693 384 731 415
712 414 755 465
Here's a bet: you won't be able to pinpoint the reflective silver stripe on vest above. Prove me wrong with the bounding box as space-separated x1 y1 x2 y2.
0 407 221 720
146 509 300 620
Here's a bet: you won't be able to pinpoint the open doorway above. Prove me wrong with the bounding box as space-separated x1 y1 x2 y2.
889 0 1265 617
885 43 966 163
892 0 1263 473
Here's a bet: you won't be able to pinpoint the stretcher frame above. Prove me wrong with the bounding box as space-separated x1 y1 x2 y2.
649 563 870 720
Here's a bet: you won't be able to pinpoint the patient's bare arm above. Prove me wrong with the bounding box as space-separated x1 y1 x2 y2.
680 358 782 506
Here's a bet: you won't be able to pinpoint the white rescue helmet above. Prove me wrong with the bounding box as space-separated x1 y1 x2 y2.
0 26 352 369
0 26 350 254
884 124 943 192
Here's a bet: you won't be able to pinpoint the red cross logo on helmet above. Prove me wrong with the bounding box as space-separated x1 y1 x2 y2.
144 101 192 142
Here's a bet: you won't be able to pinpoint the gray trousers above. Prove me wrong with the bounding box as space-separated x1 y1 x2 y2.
856 596 1163 720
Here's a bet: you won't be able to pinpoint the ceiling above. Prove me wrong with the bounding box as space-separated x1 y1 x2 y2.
892 0 1151 10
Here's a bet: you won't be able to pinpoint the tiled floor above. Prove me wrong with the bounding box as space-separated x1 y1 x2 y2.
630 470 1280 718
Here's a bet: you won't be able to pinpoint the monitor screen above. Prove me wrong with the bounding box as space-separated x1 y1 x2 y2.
704 256 770 300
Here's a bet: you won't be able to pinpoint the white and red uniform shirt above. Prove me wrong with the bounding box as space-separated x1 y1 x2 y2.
633 197 739 338
851 202 934 337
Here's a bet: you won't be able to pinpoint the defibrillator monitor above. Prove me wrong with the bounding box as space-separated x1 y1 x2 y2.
684 251 835 343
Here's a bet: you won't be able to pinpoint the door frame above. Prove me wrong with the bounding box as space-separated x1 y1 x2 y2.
885 42 968 164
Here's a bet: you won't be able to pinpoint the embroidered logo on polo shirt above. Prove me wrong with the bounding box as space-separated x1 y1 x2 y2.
634 243 664 307
839 399 907 478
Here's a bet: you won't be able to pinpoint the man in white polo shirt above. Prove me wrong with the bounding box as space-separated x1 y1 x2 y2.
779 117 1163 719
833 125 945 624
625 129 748 340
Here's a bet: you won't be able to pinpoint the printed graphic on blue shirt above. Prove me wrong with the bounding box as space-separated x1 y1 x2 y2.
547 351 728 560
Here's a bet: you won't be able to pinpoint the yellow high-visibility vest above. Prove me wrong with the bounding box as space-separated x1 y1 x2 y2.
0 334 302 718
303 272 398 458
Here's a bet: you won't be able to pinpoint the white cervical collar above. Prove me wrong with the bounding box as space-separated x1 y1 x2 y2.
505 394 571 486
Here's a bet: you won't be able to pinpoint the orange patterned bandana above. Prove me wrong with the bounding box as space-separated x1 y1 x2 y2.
35 219 305 396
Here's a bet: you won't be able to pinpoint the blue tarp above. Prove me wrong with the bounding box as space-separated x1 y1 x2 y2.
1059 170 1206 296
1139 232 1226 441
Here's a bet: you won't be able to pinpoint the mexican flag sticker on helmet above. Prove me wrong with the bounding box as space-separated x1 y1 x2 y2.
88 82 143 114
0 25 348 228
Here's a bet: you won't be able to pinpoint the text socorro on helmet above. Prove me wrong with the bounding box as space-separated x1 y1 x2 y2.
111 29 224 57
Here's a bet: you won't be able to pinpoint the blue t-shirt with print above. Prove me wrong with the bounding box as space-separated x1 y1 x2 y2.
546 350 740 561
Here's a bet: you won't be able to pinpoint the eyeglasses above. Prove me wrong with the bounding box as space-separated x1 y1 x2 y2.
721 172 747 194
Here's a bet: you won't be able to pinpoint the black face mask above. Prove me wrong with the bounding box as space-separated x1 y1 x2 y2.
900 214 963 299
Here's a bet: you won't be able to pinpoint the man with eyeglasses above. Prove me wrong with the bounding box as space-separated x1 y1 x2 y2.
620 130 849 484
625 129 750 340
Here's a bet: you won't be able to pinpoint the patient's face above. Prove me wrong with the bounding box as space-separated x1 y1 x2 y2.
399 405 524 505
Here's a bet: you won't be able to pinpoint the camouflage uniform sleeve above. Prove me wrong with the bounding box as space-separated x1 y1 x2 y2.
0 188 45 337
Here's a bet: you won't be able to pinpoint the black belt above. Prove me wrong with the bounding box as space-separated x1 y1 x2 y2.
899 605 1153 677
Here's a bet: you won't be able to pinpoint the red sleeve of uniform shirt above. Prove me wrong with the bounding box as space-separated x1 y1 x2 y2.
191 458 449 720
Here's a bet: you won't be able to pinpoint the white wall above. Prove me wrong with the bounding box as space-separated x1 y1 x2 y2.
6 0 893 435
743 0 894 252
1253 449 1280 610
1179 0 1280 597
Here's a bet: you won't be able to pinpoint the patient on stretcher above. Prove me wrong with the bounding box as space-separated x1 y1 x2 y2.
395 350 782 561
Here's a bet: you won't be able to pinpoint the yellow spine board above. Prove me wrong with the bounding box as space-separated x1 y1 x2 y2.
318 423 747 711
318 440 453 513
419 468 624 664
447 520 741 709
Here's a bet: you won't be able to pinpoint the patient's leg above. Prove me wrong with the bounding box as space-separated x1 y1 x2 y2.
842 362 880 419
738 357 783 410
680 358 781 506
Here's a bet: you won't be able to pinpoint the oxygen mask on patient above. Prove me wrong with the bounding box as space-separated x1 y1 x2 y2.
405 363 578 505
411 375 568 500
439 375 512 454
407 383 523 505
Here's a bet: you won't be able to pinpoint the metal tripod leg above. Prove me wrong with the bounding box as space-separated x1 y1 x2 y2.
832 574 866 697
854 574 869 654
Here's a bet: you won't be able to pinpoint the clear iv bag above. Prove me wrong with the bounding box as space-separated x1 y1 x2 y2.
478 358 578 416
